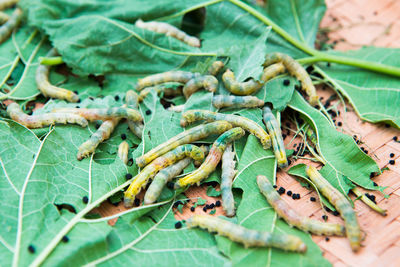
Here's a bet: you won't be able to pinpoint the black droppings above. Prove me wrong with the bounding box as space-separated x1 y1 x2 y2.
145 110 152 115
370 172 376 178
205 204 210 210
77 99 81 103
28 245 36 253
278 187 285 195
393 136 398 141
134 198 140 206
62 236 69 243
75 106 80 108
389 160 395 165
127 158 134 166
215 200 221 207
125 173 133 180
190 206 195 212
337 122 342 127
174 221 182 229
114 95 120 101
310 197 316 202
325 237 330 242
322 215 328 221
283 79 290 86
365 193 376 204
121 133 127 140
209 203 215 209
390 153 395 158
202 206 207 212
82 196 89 204
173 201 182 208
273 185 277 189
333 211 340 216
287 190 292 196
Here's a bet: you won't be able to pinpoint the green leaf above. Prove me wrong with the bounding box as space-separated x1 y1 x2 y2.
206 186 221 197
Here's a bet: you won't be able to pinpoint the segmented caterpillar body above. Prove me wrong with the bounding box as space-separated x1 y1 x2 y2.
257 175 345 236
135 19 200 47
0 11 9 24
36 48 80 103
262 107 288 168
175 127 245 188
52 107 142 122
181 109 271 149
207 61 225 76
212 95 264 109
264 53 318 105
0 0 18 10
306 166 362 251
118 141 129 165
7 103 88 128
183 75 218 99
138 84 183 102
221 143 236 217
0 7 22 44
135 121 232 168
260 62 286 82
186 215 307 253
124 144 204 207
222 69 263 96
125 90 143 138
136 71 196 91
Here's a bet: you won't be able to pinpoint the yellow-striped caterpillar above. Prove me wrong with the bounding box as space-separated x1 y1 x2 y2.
125 90 143 138
183 75 218 99
212 95 264 109
221 143 236 217
136 71 196 91
52 107 142 122
222 69 263 96
207 61 225 76
118 141 129 165
138 84 183 102
0 7 21 44
260 62 286 83
186 215 307 253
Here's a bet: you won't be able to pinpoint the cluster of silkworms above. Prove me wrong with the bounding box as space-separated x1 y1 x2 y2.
0 1 22 44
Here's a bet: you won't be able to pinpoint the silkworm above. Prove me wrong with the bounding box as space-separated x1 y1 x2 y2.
222 69 263 96
207 61 225 76
181 110 271 149
262 106 288 168
118 141 129 165
136 120 232 168
257 175 345 236
306 166 361 251
36 48 80 103
174 127 245 188
264 53 318 105
125 90 143 138
52 107 142 122
124 144 204 207
7 102 88 128
138 84 183 102
143 157 192 205
186 215 307 253
183 75 218 99
0 0 18 10
135 19 200 47
260 62 286 83
0 7 22 44
212 95 264 109
0 11 9 24
221 143 236 217
167 104 184 113
136 71 196 91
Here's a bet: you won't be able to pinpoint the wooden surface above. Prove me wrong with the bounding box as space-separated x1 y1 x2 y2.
95 1 400 266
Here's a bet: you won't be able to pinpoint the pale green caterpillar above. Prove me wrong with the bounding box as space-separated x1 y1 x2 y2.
125 90 143 138
207 61 225 76
118 141 129 165
52 107 142 122
138 84 183 102
0 7 22 44
0 0 18 10
136 71 196 91
183 75 218 99
260 62 286 83
212 95 264 109
221 143 236 217
186 215 307 253
222 69 263 96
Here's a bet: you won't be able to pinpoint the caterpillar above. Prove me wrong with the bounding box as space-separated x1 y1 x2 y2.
7 102 88 128
306 166 362 251
136 120 232 168
52 107 143 122
222 69 263 96
207 61 225 76
167 104 185 113
174 127 245 188
138 84 183 102
0 7 22 44
221 143 236 217
183 75 218 99
135 19 200 47
257 175 345 236
36 48 80 103
0 0 18 11
260 62 286 83
262 106 288 168
118 141 129 165
124 144 205 207
264 53 318 105
186 215 307 253
0 11 9 24
125 90 144 138
212 95 264 109
181 110 271 149
136 71 196 91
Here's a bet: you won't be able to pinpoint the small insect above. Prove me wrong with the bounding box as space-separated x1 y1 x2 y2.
221 143 236 217
183 75 218 99
125 90 143 138
0 11 9 24
257 175 345 236
0 0 18 10
136 71 197 91
264 53 318 105
262 106 288 168
135 19 200 47
207 61 225 76
260 62 286 83
186 215 307 253
118 141 129 165
36 48 80 103
7 102 88 128
212 95 264 109
136 120 232 168
52 107 142 122
138 84 183 102
175 127 245 188
124 144 205 207
0 7 22 44
181 109 271 149
222 69 263 96
306 166 362 251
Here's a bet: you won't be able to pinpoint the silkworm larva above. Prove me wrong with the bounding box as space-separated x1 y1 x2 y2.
136 71 196 91
207 61 225 76
260 62 286 83
36 48 80 103
306 166 362 251
264 53 318 105
118 141 129 165
7 102 88 128
262 106 287 168
212 95 264 109
183 75 218 99
136 120 232 168
0 0 18 11
0 7 22 44
124 144 204 207
138 84 183 102
174 127 245 188
181 110 271 149
167 104 184 113
257 175 345 236
143 157 192 205
186 215 307 253
222 69 263 96
125 90 143 138
221 143 236 217
52 107 142 122
0 11 9 24
77 118 120 160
